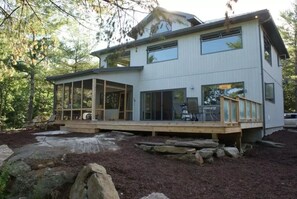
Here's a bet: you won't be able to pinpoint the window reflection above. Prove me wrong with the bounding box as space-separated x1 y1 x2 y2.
201 28 242 54
147 41 178 63
202 82 244 105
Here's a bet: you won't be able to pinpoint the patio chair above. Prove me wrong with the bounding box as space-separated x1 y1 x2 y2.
187 97 200 121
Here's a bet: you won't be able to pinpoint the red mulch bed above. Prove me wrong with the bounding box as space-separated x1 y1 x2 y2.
1 129 297 199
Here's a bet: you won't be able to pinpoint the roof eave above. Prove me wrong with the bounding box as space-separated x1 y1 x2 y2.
46 66 144 82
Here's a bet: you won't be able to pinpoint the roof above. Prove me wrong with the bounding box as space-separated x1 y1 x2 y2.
46 66 144 82
91 9 289 59
127 7 203 39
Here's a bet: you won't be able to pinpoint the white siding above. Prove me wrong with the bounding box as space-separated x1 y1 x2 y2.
260 28 284 131
66 19 285 129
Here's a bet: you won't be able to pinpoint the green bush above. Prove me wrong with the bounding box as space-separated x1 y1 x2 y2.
0 168 10 199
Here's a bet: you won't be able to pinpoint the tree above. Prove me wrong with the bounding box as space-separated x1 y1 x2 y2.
0 0 158 47
279 3 297 112
49 25 98 74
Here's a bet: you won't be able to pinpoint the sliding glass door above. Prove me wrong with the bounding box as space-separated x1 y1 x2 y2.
141 88 185 121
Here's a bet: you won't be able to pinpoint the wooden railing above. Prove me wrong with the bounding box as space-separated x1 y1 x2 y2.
220 96 262 125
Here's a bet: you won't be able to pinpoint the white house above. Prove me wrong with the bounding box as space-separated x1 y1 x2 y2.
47 7 288 138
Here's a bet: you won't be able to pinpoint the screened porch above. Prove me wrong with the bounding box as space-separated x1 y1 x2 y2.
54 79 133 121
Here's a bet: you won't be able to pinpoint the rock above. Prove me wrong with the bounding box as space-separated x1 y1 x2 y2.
6 160 31 177
204 157 214 164
215 148 225 158
224 147 240 158
87 172 119 199
140 192 169 199
166 153 197 163
136 142 165 146
0 144 14 167
198 148 216 159
241 143 253 154
170 139 219 148
70 163 119 199
8 166 75 198
153 146 196 154
195 151 204 165
135 144 153 152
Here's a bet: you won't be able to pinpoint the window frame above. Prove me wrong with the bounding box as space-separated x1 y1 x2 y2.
264 34 272 65
147 41 178 64
200 27 243 55
265 83 275 103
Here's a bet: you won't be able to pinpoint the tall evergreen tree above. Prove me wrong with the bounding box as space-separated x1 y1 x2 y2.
279 3 297 112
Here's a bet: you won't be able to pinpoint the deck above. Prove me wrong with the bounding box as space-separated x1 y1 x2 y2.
55 96 263 149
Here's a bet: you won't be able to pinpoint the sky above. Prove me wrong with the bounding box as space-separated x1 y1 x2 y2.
158 0 294 24
91 0 294 51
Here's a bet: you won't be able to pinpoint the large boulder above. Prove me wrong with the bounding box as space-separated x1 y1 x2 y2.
215 148 225 158
224 147 240 158
69 163 119 199
6 164 75 199
0 145 14 167
198 148 216 159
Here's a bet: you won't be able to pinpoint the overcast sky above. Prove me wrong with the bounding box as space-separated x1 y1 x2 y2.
158 0 293 24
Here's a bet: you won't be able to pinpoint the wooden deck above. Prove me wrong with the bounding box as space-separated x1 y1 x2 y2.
58 120 262 134
57 119 263 149
55 96 263 149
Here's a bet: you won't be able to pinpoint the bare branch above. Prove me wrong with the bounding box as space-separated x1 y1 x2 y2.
0 5 20 26
25 0 42 22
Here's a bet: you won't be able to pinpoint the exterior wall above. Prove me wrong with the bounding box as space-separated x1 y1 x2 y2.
71 18 284 132
128 20 263 120
260 28 284 134
137 15 191 40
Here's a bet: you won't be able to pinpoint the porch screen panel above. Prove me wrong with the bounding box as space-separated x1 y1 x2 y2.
56 84 63 109
83 80 92 108
73 81 82 109
64 83 72 109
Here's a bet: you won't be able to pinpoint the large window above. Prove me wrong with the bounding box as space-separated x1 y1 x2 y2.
147 41 178 64
201 28 242 54
265 83 275 103
264 34 272 65
202 82 245 105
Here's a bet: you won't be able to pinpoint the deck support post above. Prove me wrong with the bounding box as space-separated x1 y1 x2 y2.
152 131 156 137
235 131 242 150
212 133 218 140
91 78 96 121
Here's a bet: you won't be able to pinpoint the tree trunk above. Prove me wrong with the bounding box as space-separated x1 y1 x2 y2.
27 70 35 122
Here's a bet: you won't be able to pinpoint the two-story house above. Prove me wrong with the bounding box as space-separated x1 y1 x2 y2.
47 7 288 140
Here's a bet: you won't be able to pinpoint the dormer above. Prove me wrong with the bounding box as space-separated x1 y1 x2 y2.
128 7 203 40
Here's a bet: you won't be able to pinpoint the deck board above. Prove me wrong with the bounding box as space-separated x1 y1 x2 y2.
56 120 255 135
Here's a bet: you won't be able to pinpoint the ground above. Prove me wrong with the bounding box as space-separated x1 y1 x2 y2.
1 128 297 199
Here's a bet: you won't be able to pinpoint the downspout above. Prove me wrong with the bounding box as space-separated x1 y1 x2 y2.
258 23 267 137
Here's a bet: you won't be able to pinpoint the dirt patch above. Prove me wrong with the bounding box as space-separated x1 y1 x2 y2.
1 129 297 199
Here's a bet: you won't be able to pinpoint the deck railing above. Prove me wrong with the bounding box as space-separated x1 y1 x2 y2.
219 96 262 125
